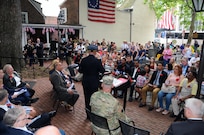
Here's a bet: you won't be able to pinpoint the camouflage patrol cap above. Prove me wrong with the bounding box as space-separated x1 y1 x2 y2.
102 75 113 85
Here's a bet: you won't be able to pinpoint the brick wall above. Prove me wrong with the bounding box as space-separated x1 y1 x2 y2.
21 0 45 24
60 0 79 25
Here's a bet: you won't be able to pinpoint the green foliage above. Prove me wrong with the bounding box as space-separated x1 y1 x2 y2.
144 0 204 30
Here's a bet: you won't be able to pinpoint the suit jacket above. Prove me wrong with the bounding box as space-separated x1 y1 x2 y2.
166 119 204 135
0 124 33 135
0 108 6 121
3 73 26 92
50 70 72 100
149 70 167 88
79 55 105 91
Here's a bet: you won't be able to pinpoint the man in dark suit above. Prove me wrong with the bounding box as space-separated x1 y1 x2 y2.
78 44 105 119
50 61 79 107
166 98 204 135
0 121 33 135
128 60 141 102
3 64 38 105
36 38 44 67
139 62 167 111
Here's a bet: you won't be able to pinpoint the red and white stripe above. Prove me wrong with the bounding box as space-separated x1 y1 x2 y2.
88 0 116 23
158 10 175 30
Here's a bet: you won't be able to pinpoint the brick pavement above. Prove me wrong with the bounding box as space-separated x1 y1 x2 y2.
0 61 175 135
30 77 174 135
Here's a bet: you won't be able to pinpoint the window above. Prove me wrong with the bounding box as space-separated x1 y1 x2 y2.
21 12 28 24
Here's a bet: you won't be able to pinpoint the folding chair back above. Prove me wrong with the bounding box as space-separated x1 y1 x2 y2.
86 108 113 135
119 120 150 135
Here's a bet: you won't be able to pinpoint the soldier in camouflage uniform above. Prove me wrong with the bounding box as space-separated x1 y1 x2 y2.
90 75 131 135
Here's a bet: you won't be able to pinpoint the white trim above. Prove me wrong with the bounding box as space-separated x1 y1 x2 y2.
22 23 85 29
21 12 28 24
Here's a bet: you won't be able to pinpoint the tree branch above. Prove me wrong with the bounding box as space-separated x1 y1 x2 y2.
186 0 194 11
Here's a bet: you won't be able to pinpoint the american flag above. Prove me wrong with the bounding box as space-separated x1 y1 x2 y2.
88 0 116 23
158 10 175 30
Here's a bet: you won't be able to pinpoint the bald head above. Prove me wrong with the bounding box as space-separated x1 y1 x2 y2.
35 126 61 135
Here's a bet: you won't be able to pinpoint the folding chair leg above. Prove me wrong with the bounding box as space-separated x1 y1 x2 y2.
174 109 186 121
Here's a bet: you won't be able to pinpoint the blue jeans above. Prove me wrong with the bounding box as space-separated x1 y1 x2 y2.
158 91 175 110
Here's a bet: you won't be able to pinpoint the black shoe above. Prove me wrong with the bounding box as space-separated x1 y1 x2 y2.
30 98 39 104
128 97 133 102
118 95 123 98
148 106 154 111
169 112 177 118
48 110 56 118
139 103 146 107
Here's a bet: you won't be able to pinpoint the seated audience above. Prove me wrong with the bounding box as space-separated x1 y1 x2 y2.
90 75 132 135
104 57 114 73
180 57 189 76
149 57 157 71
0 89 36 121
3 107 34 134
0 89 56 131
49 61 79 107
164 63 173 75
128 60 141 102
166 98 204 135
139 62 167 111
3 64 38 105
156 65 184 115
170 69 198 117
188 52 200 67
135 69 147 101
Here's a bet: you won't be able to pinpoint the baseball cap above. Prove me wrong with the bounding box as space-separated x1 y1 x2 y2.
102 75 114 85
87 44 98 51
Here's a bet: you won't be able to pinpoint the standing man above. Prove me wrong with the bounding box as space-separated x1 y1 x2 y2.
36 38 44 67
78 45 105 119
166 98 204 135
139 62 167 111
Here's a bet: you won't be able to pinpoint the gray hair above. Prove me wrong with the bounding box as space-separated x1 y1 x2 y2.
2 64 12 73
0 89 8 102
3 107 24 126
185 98 204 117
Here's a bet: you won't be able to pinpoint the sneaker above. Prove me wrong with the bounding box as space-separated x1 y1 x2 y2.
156 108 163 112
30 98 39 104
162 110 169 115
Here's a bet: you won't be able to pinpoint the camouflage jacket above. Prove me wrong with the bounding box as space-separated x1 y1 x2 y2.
90 90 131 135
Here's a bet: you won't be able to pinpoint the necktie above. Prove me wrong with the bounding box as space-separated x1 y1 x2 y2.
153 71 160 85
132 68 138 78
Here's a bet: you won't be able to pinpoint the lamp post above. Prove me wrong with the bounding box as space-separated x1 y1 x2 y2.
192 0 204 98
129 8 133 42
57 12 64 58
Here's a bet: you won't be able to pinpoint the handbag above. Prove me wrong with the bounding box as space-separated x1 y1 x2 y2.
161 83 176 93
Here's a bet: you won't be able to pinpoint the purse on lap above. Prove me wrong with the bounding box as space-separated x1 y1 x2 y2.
161 83 176 93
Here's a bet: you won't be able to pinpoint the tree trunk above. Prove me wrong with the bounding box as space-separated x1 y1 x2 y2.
187 10 196 45
0 0 23 71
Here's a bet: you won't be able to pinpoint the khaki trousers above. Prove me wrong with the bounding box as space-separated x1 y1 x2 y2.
141 85 160 106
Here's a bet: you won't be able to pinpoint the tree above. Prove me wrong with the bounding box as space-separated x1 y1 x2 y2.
144 0 204 45
0 0 23 71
